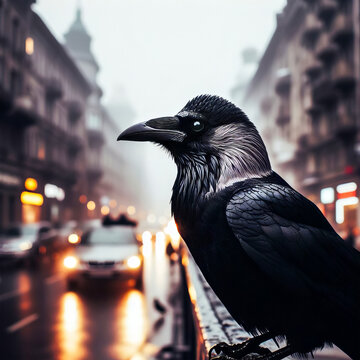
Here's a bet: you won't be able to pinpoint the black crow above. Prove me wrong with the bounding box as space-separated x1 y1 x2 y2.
118 95 360 359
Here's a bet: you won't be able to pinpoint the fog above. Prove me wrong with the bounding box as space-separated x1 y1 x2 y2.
34 0 286 216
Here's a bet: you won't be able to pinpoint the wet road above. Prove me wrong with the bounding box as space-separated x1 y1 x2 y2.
0 240 179 360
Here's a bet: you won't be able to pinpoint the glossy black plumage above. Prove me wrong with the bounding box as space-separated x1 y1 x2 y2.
118 95 360 359
176 172 360 358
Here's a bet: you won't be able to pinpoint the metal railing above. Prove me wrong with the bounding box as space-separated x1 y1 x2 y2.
181 250 279 360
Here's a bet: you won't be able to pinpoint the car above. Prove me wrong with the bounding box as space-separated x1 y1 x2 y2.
0 222 57 265
63 225 143 290
55 221 82 247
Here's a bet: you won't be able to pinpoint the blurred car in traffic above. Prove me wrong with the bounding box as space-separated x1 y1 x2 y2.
0 222 57 265
55 221 82 247
64 225 143 289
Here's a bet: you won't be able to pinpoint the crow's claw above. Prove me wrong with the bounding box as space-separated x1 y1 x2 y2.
209 341 272 359
209 342 229 358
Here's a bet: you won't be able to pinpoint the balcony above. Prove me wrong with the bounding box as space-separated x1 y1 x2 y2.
331 13 353 44
336 109 356 137
317 0 338 23
7 95 40 127
45 78 63 100
332 59 355 91
276 102 290 125
312 77 337 106
67 100 83 122
303 88 321 115
304 128 335 150
315 32 337 63
301 13 322 47
304 133 319 148
275 68 291 96
68 134 84 154
304 56 322 80
87 128 104 147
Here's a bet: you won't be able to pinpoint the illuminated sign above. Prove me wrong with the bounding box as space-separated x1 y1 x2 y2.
320 187 334 204
335 182 358 224
25 178 38 191
21 192 44 206
44 184 65 201
25 37 34 55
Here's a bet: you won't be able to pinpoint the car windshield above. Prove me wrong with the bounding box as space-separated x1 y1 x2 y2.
83 227 137 245
4 224 38 237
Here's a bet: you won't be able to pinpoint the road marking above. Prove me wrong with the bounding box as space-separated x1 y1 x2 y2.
0 288 29 302
45 273 63 285
6 313 39 333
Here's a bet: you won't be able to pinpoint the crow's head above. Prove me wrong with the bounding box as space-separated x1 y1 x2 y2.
118 95 271 191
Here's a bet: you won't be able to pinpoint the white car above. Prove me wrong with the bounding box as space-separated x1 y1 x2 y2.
0 222 57 265
64 225 143 289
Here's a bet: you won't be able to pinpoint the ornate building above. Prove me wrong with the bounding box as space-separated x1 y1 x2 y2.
0 0 91 228
243 0 360 233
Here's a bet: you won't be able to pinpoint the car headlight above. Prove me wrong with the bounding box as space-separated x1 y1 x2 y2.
64 256 79 269
68 233 80 244
126 255 141 269
19 241 32 251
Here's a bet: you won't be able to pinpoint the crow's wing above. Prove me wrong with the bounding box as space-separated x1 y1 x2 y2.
226 182 360 311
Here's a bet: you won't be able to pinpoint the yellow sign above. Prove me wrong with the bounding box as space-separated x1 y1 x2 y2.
21 191 44 206
25 178 38 191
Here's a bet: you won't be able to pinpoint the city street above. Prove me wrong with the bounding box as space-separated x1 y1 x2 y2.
0 242 179 360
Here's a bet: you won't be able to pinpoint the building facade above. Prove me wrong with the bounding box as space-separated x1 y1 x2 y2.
64 8 104 218
0 0 91 228
243 0 360 234
64 8 142 219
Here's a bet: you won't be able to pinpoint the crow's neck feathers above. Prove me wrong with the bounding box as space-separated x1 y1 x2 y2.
210 123 271 190
171 121 272 217
171 151 220 217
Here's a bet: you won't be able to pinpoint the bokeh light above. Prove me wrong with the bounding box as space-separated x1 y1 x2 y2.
127 205 136 215
87 201 96 211
101 205 110 215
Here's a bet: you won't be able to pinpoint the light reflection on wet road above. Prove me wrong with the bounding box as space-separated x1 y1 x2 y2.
0 240 173 360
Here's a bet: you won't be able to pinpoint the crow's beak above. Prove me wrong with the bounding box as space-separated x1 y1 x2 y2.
117 117 186 143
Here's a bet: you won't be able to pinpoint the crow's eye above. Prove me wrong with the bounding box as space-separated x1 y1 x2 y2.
190 120 204 132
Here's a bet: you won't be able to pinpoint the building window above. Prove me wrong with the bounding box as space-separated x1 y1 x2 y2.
10 70 19 96
88 111 101 129
25 37 34 55
11 18 19 54
38 138 46 160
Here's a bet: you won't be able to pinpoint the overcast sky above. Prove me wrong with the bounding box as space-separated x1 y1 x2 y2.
34 0 286 218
